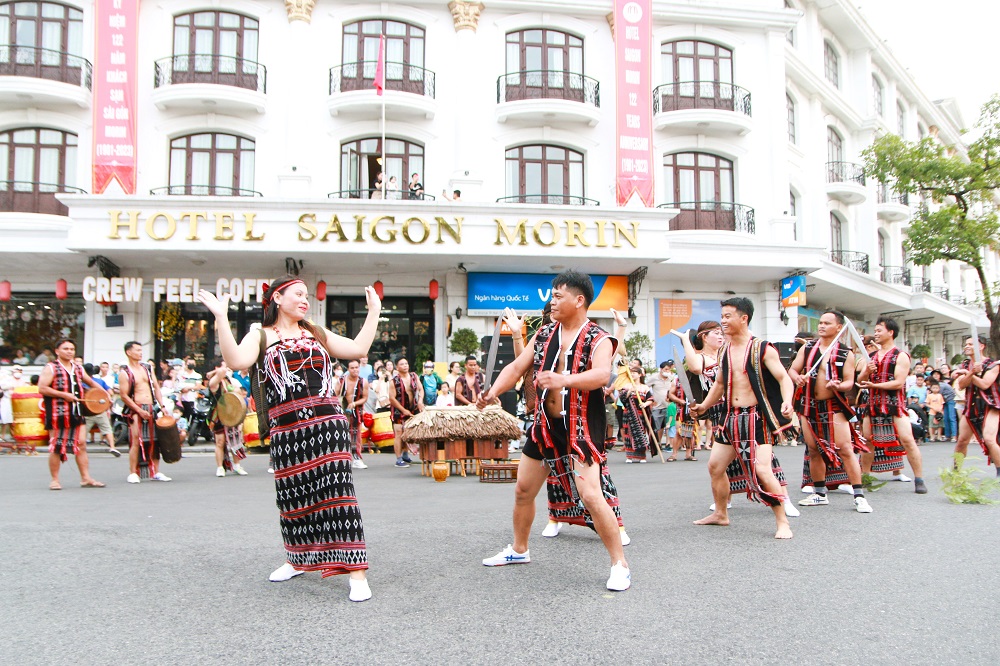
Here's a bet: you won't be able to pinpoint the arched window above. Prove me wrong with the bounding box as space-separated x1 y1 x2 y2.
789 189 798 241
341 19 425 93
663 152 743 230
786 93 796 143
872 75 884 117
878 230 888 267
827 126 843 163
168 132 256 196
502 29 585 102
504 144 586 204
897 101 906 136
830 212 844 254
823 40 839 88
0 2 85 85
660 40 735 111
0 127 79 214
171 11 260 90
340 137 423 199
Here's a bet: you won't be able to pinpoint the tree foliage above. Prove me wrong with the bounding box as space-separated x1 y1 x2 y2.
624 331 653 366
863 94 1000 347
448 327 480 359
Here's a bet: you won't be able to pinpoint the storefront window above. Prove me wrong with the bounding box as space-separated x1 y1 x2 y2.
327 296 434 366
0 294 85 364
154 300 260 371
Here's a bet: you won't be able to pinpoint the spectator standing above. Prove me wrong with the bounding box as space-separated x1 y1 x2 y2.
420 361 443 406
407 173 424 200
926 380 944 441
445 361 462 391
906 374 928 406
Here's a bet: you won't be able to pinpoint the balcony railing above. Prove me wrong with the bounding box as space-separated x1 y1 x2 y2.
0 181 86 215
877 186 909 206
950 294 968 306
149 185 262 197
496 194 600 206
330 62 435 98
154 55 266 93
0 45 92 89
830 250 870 274
652 81 751 116
930 286 950 300
880 266 911 285
497 70 599 106
826 161 866 186
327 188 436 201
657 202 755 233
911 278 932 293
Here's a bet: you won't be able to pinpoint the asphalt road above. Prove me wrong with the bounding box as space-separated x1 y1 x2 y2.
2 441 997 665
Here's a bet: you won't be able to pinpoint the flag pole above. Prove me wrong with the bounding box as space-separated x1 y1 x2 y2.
379 34 386 195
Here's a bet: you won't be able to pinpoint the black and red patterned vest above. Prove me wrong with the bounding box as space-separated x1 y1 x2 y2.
339 375 365 419
962 357 1000 409
122 362 155 414
867 346 906 416
43 360 86 430
531 320 617 461
391 372 419 412
455 372 484 404
796 338 855 418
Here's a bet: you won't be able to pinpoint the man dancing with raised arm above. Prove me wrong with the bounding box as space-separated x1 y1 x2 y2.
788 310 872 513
477 270 630 591
691 297 795 539
951 336 1000 473
857 317 927 494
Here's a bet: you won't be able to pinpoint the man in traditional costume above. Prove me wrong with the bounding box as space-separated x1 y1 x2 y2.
454 355 485 406
952 336 1000 474
857 317 927 494
388 357 423 467
478 271 631 591
338 359 369 469
38 338 107 490
788 310 872 512
119 341 169 483
691 297 795 539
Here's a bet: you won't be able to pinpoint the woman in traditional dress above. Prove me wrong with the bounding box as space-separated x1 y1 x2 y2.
198 276 381 602
207 358 248 478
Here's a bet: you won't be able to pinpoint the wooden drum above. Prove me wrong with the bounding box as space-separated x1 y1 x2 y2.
156 414 182 464
11 387 46 443
80 387 112 416
370 411 394 443
243 410 261 446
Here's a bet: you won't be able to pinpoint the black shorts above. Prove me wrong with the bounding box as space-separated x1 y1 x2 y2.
718 405 769 448
522 419 570 462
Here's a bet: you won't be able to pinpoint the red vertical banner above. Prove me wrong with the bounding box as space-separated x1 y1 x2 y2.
614 1 653 207
93 0 138 194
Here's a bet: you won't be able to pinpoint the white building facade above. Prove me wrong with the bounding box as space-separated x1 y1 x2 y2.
0 0 987 370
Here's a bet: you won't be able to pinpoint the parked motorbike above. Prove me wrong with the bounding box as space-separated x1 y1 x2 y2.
186 394 214 444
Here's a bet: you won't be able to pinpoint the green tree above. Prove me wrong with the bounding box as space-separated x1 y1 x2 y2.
624 331 653 367
863 94 1000 348
448 327 480 359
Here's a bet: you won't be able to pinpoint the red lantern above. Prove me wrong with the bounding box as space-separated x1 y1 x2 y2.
55 278 68 300
429 278 439 300
0 280 10 301
316 280 327 301
373 280 384 299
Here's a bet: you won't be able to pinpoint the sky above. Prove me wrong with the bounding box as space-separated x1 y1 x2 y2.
855 0 1000 131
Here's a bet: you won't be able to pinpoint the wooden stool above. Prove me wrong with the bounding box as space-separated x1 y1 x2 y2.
480 462 518 483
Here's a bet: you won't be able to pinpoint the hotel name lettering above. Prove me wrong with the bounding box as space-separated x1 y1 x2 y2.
106 211 641 249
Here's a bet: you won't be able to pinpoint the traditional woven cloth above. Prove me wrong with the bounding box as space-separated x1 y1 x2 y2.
545 455 623 529
43 361 85 461
718 406 785 507
130 404 158 479
961 357 999 464
266 336 366 576
620 388 650 461
338 376 366 458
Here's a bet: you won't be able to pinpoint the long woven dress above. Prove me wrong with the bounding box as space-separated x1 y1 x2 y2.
264 335 367 576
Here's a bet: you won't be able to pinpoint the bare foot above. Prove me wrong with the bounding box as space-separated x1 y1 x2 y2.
693 513 729 526
49 480 61 490
775 524 793 539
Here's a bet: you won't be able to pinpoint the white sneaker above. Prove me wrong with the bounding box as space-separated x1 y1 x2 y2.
638 459 648 464
606 561 631 591
833 485 855 495
891 474 912 482
854 496 874 513
798 493 829 506
268 562 304 582
152 472 172 482
801 485 814 494
541 521 563 538
620 527 631 546
625 459 634 464
708 502 733 511
482 544 530 567
349 578 372 602
783 500 801 517
351 460 368 469
267 467 274 474
216 466 226 477
233 464 248 476
126 473 140 484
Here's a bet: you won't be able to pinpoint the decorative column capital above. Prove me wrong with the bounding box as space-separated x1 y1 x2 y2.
448 1 484 33
285 0 316 24
606 12 615 37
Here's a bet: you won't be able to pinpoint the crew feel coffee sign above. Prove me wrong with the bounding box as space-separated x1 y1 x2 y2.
614 0 653 207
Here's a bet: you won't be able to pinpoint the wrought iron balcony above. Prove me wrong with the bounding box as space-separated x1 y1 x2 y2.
497 70 599 106
911 278 932 293
652 81 751 116
496 194 600 206
826 162 866 186
657 202 755 233
930 286 950 300
330 61 435 98
829 250 870 274
154 54 266 93
327 188 435 201
149 185 262 197
950 294 968 306
0 180 86 216
880 266 911 285
0 45 92 89
876 185 908 206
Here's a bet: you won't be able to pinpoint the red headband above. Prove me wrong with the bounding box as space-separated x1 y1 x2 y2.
262 279 304 309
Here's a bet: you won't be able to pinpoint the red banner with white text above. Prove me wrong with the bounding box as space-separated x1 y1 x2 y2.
93 0 138 194
614 0 653 207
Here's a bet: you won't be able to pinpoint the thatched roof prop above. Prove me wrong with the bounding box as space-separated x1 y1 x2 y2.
401 405 522 443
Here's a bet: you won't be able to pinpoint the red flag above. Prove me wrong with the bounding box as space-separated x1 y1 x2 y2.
374 35 385 96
